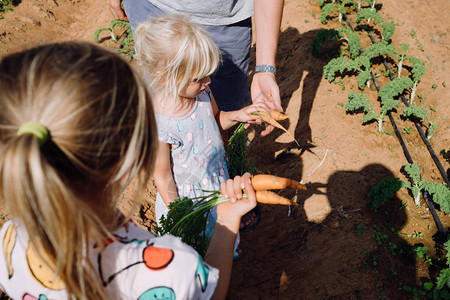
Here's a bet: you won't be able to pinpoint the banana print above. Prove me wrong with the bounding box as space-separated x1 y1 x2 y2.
26 243 65 290
2 223 16 278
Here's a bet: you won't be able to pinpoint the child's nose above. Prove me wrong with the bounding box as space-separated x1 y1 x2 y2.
201 76 211 86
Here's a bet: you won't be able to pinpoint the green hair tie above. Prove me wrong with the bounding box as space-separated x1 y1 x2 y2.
17 121 49 145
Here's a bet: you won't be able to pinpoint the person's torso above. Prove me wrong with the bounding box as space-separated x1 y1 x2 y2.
147 0 253 25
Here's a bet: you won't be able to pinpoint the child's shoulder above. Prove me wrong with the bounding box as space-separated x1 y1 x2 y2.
198 88 213 103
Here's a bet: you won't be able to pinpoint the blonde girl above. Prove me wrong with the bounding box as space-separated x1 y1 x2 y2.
0 41 256 300
134 15 266 259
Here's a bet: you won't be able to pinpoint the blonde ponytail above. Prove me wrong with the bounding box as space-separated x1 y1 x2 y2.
0 42 157 299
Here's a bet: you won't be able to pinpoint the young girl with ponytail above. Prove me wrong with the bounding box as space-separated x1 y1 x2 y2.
0 41 256 300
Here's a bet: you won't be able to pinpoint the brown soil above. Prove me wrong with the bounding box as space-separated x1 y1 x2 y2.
1 0 449 299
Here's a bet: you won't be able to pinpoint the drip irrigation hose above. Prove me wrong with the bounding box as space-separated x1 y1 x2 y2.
335 1 447 238
370 68 447 239
366 32 449 186
339 2 448 185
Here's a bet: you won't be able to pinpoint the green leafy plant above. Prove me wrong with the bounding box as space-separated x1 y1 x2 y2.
0 0 16 19
94 20 135 56
320 0 353 24
323 57 359 82
379 77 413 102
402 163 426 207
401 231 423 239
323 56 372 89
354 0 375 11
381 22 395 43
156 192 228 257
311 29 341 58
402 126 412 134
402 163 450 212
339 28 361 59
414 245 433 265
368 177 405 210
396 43 410 78
226 123 256 178
406 56 426 104
362 42 398 61
402 106 437 139
355 7 382 25
423 181 450 213
356 224 364 236
320 3 339 24
345 91 397 133
372 224 388 245
354 77 411 133
435 239 450 290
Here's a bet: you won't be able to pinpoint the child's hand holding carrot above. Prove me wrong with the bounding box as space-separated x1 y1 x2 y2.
233 102 270 125
217 102 269 130
217 173 257 234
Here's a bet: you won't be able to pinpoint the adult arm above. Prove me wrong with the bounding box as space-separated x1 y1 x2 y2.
106 0 129 21
204 173 257 300
153 141 178 207
252 0 284 136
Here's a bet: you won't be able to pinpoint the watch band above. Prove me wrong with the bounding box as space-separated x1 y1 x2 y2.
255 64 276 75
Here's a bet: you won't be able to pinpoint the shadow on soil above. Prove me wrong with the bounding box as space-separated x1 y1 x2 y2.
249 27 336 162
228 164 417 299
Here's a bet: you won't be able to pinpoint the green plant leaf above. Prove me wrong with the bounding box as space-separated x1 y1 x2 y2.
369 177 404 210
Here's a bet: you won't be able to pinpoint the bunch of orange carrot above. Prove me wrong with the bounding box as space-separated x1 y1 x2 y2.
157 174 306 253
251 174 305 206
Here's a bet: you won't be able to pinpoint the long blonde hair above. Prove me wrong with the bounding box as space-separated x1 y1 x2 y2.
0 42 157 299
134 14 221 110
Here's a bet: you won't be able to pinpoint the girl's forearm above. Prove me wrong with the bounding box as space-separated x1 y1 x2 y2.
205 216 240 300
154 176 179 207
217 111 238 131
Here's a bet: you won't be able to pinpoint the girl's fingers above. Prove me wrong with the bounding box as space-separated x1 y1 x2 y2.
220 181 228 199
244 180 256 202
242 175 256 205
221 173 254 206
233 176 243 200
226 178 236 203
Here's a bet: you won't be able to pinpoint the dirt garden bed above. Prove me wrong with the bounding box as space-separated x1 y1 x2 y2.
1 0 449 299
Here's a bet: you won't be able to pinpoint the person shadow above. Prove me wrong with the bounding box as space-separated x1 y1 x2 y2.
247 27 338 175
228 164 417 299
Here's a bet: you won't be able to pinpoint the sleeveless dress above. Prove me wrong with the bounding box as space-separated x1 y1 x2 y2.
154 90 240 251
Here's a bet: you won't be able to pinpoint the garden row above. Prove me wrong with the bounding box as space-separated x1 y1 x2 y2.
314 0 450 296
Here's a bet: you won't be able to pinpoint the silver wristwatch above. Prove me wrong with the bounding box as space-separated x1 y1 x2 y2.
255 64 276 75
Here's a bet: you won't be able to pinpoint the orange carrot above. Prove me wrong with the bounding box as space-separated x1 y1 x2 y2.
257 110 288 133
252 174 306 191
256 190 297 206
254 111 300 146
269 110 289 121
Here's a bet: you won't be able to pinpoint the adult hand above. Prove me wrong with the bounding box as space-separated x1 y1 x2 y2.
250 72 283 137
106 0 129 22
